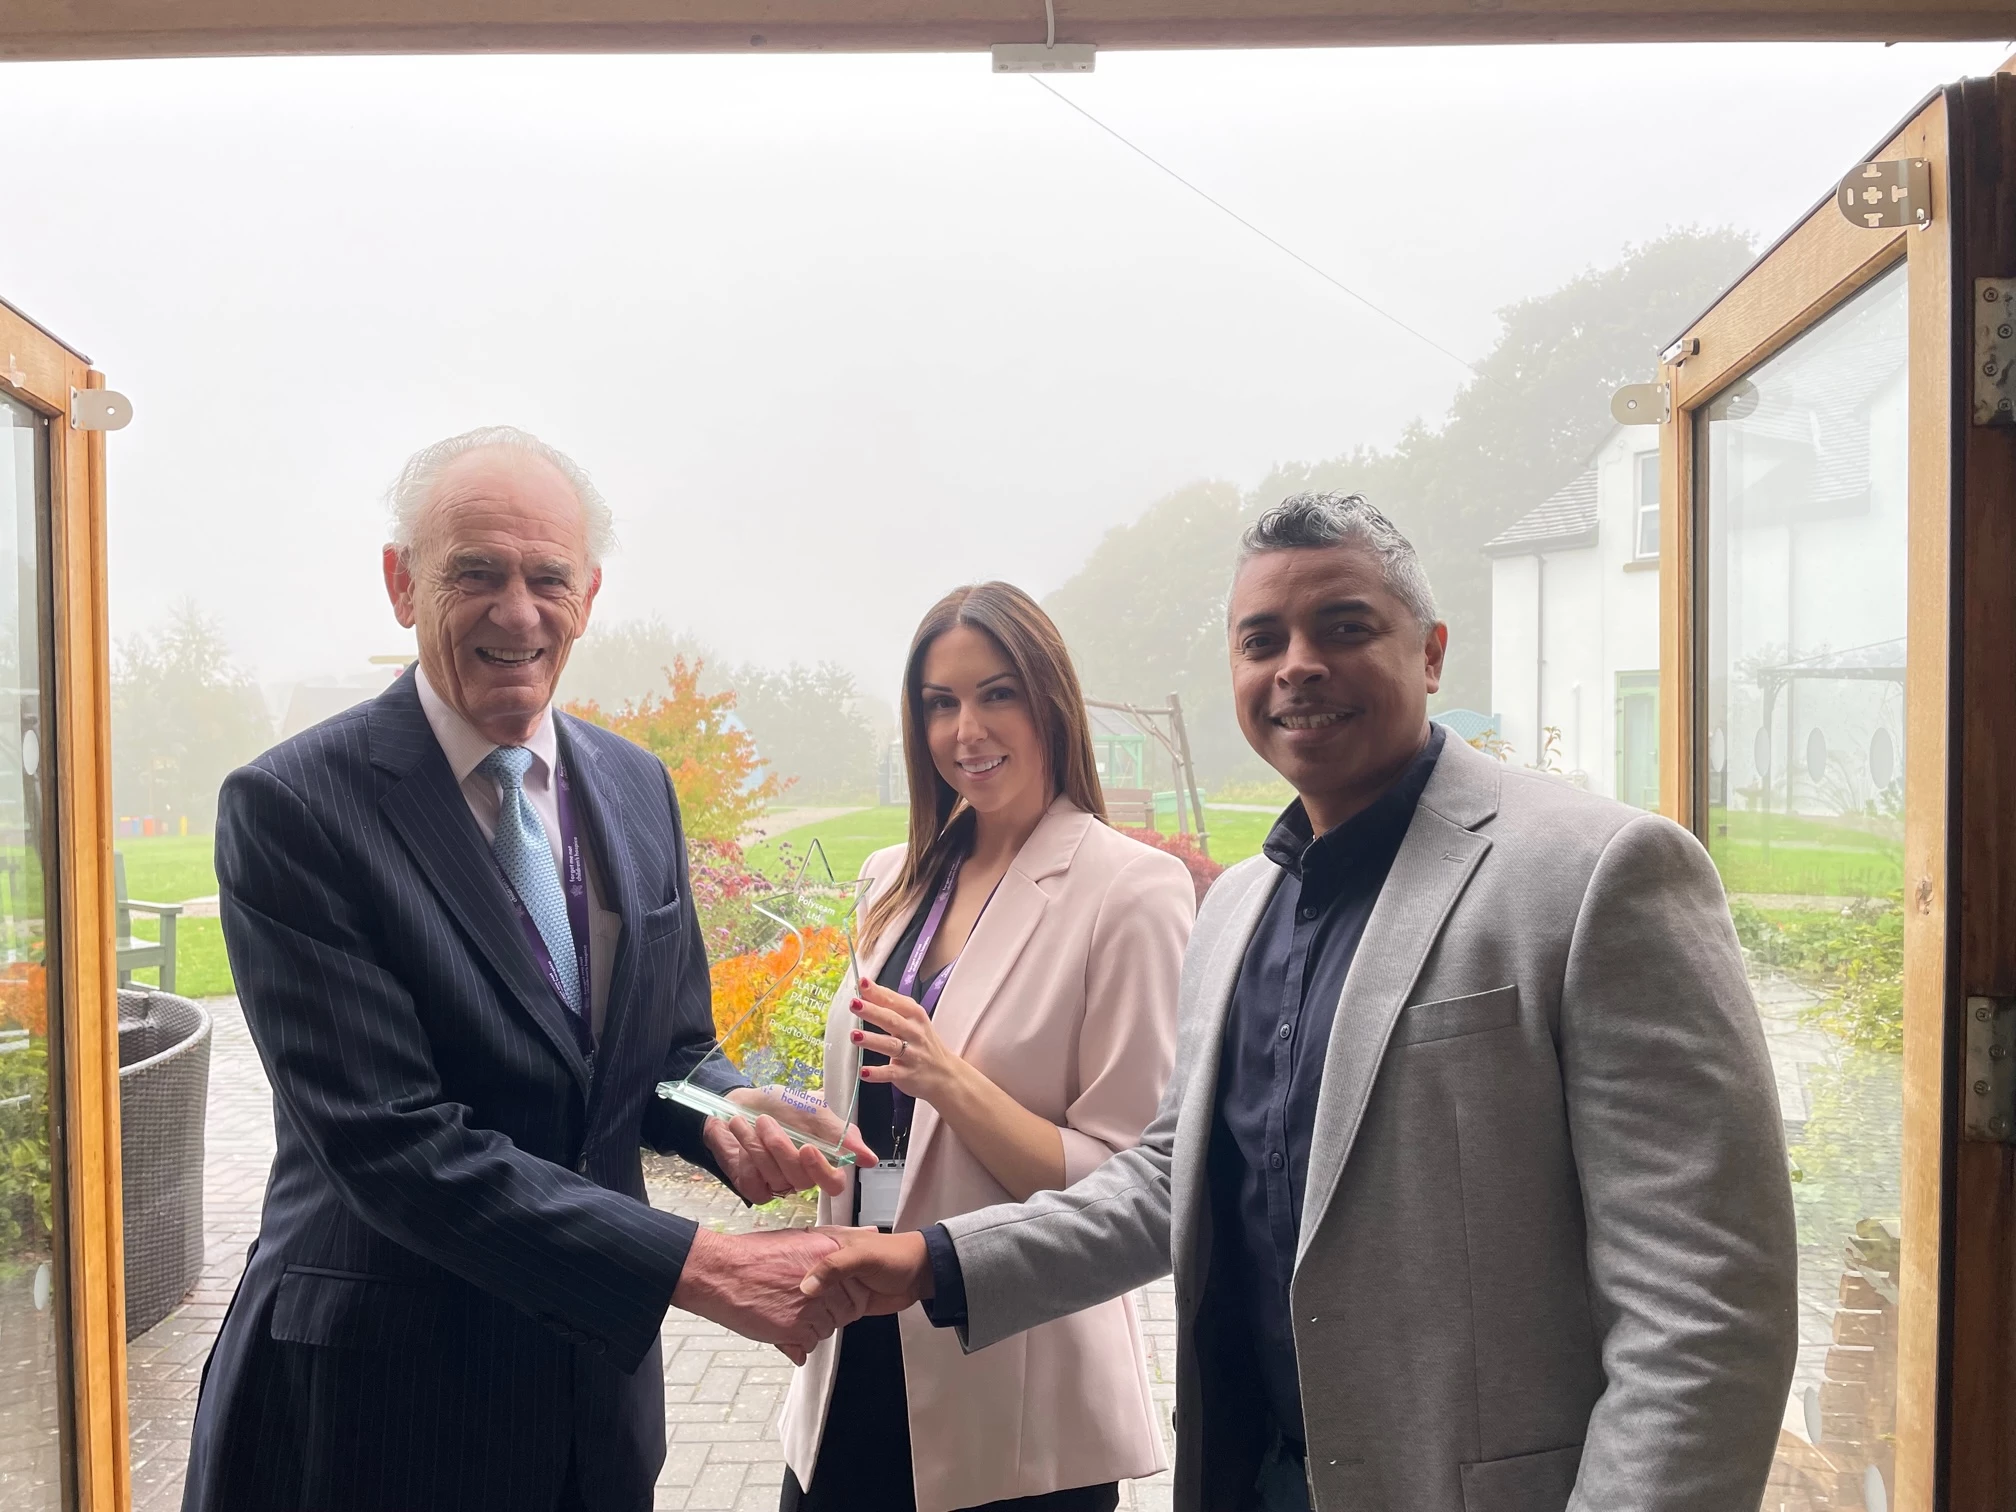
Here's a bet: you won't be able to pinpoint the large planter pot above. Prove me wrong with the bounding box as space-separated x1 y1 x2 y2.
117 989 211 1340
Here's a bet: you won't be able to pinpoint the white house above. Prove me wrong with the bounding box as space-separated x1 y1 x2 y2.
1487 270 1908 825
1485 426 1663 808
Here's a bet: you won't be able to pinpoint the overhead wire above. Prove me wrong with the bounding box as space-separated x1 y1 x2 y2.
1025 75 1499 391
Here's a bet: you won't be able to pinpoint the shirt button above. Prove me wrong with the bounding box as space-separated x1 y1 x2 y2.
1278 1024 1292 1041
1269 1150 1285 1171
1300 905 1318 921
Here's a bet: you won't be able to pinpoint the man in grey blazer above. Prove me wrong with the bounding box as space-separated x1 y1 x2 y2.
806 493 1799 1512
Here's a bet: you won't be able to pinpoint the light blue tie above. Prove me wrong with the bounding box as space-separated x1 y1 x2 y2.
479 745 582 1016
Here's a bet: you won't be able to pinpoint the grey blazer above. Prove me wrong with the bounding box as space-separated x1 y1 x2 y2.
940 735 1798 1512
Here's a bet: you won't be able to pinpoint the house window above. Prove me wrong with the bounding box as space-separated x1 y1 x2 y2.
1634 451 1660 559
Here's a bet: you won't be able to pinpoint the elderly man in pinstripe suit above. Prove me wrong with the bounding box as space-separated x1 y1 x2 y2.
183 427 873 1512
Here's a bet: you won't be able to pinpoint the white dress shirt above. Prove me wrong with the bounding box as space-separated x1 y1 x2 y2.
415 666 623 1036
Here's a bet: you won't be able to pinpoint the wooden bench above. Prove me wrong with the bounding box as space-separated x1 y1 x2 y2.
1103 786 1158 830
114 852 183 995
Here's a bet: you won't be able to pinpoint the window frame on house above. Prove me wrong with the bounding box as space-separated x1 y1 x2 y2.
1632 450 1660 560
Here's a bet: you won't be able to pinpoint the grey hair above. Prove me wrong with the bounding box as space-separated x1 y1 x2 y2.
1237 491 1439 630
386 425 616 567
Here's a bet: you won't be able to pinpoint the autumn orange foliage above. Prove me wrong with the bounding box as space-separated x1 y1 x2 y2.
709 925 850 1066
564 657 790 843
0 962 48 1039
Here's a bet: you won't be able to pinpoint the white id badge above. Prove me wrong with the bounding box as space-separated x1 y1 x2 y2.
855 1160 904 1231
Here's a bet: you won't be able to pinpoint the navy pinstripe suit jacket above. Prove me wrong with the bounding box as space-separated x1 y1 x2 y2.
183 669 743 1512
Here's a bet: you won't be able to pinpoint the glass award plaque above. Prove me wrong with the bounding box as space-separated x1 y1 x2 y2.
656 839 865 1165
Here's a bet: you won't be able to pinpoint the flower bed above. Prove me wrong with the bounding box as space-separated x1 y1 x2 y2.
1117 827 1226 905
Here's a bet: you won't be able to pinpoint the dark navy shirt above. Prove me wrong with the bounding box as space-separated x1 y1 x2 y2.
922 727 1448 1402
1207 723 1445 1446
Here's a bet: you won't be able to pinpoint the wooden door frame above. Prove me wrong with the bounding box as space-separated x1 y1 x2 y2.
1938 69 2016 1512
0 301 126 1512
1657 74 2016 1510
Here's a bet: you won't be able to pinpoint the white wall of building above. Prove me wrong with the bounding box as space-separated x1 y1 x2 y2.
1488 427 1662 803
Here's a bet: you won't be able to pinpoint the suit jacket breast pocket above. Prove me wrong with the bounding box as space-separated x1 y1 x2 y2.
638 901 684 946
1393 984 1520 1048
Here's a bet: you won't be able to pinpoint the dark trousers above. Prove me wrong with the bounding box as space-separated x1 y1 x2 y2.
780 1314 1120 1512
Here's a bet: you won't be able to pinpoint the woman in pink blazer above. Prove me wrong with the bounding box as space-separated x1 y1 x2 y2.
777 581 1196 1512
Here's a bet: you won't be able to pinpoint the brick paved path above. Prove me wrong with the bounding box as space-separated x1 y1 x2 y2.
128 999 1176 1511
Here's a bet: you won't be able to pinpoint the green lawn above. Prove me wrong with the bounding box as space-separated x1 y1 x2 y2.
114 835 228 997
1197 808 1273 866
747 808 909 884
116 835 218 905
1705 808 1904 898
121 916 234 999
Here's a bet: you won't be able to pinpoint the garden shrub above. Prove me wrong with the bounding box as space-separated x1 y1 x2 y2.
0 961 52 1265
1730 892 1904 1054
687 839 773 960
1119 827 1226 905
566 656 789 844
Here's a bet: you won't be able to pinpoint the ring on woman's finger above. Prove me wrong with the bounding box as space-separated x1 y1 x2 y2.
899 1039 909 1057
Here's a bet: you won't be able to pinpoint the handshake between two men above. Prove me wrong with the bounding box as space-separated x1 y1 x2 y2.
672 1094 935 1365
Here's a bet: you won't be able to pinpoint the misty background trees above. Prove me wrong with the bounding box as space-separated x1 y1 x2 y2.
1047 226 1756 790
111 603 273 832
108 228 1754 825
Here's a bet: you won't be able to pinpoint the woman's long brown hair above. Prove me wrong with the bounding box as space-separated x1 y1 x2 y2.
859 582 1107 952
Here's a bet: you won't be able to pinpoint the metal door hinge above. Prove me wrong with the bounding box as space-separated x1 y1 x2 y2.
1837 159 1931 230
68 388 132 431
1610 382 1668 426
1973 279 2016 426
1964 996 2016 1143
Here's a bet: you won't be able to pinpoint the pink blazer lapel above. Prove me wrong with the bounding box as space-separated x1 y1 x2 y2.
927 867 1048 1062
899 798 1093 1195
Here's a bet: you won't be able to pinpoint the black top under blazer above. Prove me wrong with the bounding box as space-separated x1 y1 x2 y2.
182 669 741 1512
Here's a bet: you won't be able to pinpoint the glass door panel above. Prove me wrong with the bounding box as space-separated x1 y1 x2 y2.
1697 262 1909 1509
0 390 63 1508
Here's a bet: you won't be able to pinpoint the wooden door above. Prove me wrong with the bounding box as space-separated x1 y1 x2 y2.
1657 73 2016 1512
0 300 126 1511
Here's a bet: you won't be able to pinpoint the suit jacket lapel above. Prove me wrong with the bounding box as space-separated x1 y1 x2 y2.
927 867 1048 1063
1295 739 1501 1263
901 801 1093 1184
1170 859 1282 1278
370 676 592 1096
556 719 642 1073
901 867 1050 1187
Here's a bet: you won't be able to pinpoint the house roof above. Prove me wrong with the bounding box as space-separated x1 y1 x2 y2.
1482 467 1600 556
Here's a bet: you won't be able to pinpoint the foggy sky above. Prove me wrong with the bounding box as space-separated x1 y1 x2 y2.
1 40 2007 703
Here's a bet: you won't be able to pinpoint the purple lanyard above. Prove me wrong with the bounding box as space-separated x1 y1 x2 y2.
897 854 963 1015
496 762 595 1049
889 856 964 1153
